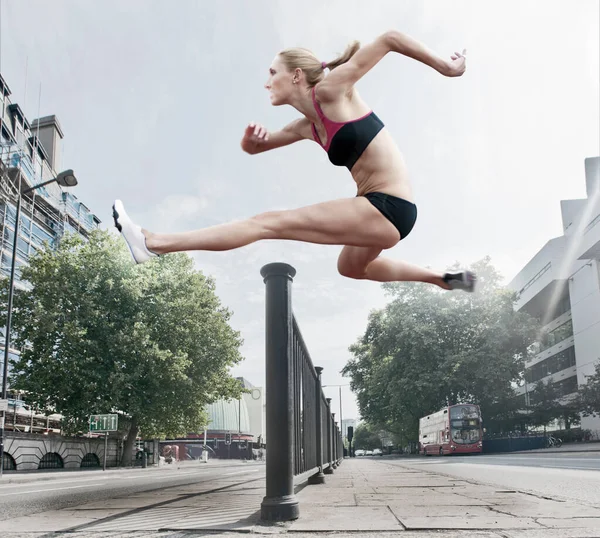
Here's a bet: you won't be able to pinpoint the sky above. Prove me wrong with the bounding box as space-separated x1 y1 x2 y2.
1 0 598 423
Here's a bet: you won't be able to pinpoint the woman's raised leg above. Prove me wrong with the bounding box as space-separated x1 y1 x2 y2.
337 245 476 291
113 196 401 262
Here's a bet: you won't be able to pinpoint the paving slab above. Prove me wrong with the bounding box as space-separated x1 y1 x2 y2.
453 491 542 505
373 485 472 494
163 494 263 509
397 515 543 530
489 501 600 518
288 505 404 531
502 529 600 538
389 504 496 517
366 480 459 487
356 492 492 506
0 513 98 533
537 517 600 528
85 502 261 533
0 533 507 538
299 484 374 493
296 489 357 506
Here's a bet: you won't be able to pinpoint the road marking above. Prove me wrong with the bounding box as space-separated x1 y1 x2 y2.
0 484 94 497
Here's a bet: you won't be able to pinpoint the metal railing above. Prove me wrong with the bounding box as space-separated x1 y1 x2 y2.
260 263 343 522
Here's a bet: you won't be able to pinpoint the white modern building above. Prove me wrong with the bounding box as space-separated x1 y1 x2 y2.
341 418 356 441
509 156 600 435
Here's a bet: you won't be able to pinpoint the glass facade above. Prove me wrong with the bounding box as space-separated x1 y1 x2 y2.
539 319 574 353
525 345 576 384
1 71 101 399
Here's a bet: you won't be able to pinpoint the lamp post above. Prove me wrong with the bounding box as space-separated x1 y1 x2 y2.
0 169 78 477
322 384 349 449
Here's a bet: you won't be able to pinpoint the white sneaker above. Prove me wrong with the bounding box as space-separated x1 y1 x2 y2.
443 271 476 292
112 200 158 264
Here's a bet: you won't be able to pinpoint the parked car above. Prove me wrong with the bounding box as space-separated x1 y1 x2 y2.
373 448 383 456
355 449 365 456
365 450 373 456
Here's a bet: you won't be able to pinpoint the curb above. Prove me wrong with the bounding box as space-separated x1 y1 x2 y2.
0 459 255 485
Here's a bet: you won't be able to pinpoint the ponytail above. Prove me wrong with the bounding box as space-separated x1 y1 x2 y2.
323 41 361 71
278 40 361 88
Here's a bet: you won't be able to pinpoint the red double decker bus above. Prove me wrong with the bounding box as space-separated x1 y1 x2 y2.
418 403 483 456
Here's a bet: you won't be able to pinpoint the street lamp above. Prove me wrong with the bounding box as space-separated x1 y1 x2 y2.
322 384 349 445
0 169 78 477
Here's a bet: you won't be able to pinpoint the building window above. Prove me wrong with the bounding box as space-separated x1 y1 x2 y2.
554 375 579 397
525 345 576 384
540 319 574 352
550 295 571 320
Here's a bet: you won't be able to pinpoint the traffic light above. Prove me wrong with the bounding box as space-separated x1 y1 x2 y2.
225 432 232 445
347 426 354 442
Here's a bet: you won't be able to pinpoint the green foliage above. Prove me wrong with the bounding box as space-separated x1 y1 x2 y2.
528 380 563 428
342 257 540 441
580 362 600 417
353 423 382 451
3 230 244 447
528 380 581 430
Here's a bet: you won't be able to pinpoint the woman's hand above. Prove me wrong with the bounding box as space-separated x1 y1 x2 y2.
445 49 467 77
241 122 269 152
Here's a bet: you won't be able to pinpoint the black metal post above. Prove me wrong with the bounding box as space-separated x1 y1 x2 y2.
324 398 333 474
335 422 341 467
260 263 299 521
308 366 325 485
103 432 108 471
332 415 338 468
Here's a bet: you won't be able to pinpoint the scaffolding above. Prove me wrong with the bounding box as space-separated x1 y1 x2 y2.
0 141 99 284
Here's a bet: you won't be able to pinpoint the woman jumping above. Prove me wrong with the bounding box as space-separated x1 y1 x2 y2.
113 29 476 292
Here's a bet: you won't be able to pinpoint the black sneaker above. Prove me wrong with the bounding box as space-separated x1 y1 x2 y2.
443 271 476 292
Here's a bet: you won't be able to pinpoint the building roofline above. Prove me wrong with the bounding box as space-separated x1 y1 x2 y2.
0 72 11 96
7 103 31 130
30 115 64 139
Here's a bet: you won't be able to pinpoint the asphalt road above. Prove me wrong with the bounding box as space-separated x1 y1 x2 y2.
421 451 600 470
0 462 264 521
394 451 600 506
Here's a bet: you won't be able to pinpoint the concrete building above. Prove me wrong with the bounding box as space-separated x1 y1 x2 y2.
509 156 600 435
237 377 266 445
0 70 100 398
160 377 265 460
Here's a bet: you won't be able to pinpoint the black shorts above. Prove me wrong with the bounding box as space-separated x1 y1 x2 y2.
363 192 417 240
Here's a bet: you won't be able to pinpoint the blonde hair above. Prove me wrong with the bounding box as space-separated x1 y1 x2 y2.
278 40 361 87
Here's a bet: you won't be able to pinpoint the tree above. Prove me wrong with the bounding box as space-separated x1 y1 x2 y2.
342 257 539 442
353 423 382 451
528 380 563 430
528 380 581 431
3 230 244 465
580 362 600 418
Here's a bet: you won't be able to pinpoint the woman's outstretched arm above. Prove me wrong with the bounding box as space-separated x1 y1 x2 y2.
320 30 466 95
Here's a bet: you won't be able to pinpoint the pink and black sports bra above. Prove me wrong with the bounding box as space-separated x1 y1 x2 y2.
310 86 384 171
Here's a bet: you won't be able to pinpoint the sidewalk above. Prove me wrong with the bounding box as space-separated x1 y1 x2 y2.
0 458 242 485
1 458 600 537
